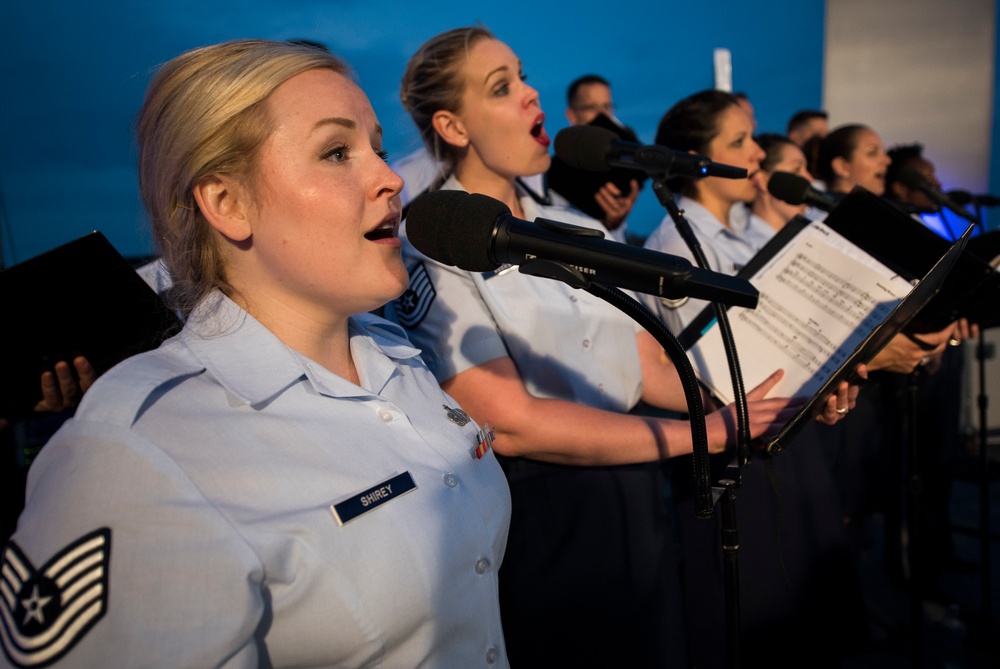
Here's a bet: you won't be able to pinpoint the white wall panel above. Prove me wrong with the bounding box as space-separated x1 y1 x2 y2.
825 0 995 194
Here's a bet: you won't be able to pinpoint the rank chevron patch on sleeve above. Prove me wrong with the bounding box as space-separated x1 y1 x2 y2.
393 261 436 329
0 528 111 668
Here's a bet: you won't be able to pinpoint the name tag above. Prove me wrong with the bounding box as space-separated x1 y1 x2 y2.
330 472 417 526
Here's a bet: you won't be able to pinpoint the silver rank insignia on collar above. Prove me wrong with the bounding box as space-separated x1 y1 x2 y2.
443 404 471 426
482 263 517 280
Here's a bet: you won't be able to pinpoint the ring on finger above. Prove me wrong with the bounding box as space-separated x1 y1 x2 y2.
836 407 848 415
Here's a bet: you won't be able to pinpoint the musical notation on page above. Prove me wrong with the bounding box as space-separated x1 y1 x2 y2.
686 221 914 405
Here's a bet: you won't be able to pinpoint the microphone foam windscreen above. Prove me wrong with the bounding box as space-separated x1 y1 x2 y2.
553 125 617 172
406 191 511 272
767 171 811 205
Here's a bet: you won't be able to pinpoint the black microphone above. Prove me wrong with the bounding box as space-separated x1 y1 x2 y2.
767 171 839 212
945 189 1000 208
406 190 759 308
554 125 748 179
896 166 978 224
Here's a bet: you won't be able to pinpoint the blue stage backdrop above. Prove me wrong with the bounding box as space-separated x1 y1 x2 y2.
991 8 1000 232
3 0 825 265
11 0 1000 265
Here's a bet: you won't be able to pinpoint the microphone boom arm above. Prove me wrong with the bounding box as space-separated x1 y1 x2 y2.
495 216 759 307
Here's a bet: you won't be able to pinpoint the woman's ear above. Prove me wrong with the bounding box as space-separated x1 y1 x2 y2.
431 110 470 149
831 156 851 180
193 174 252 242
750 169 769 193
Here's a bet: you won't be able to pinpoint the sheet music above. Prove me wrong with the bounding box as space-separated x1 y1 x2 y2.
687 221 915 404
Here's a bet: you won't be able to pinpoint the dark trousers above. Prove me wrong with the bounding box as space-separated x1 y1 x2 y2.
498 459 689 668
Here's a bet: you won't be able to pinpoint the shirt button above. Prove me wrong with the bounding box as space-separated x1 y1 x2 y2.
443 473 458 488
598 383 605 392
377 408 393 423
475 558 491 575
582 339 591 349
570 295 578 302
486 647 499 664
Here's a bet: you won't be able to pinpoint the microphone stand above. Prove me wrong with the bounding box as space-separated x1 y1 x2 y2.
516 258 737 667
966 201 993 629
975 328 992 628
971 203 993 629
650 177 752 669
587 281 743 668
905 366 926 668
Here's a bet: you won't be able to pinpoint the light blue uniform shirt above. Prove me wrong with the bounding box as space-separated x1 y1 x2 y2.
641 197 776 335
1 292 511 669
388 176 644 413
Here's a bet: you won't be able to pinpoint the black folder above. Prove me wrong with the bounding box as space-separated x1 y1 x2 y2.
546 113 648 221
678 189 970 454
967 228 1000 268
823 189 1000 331
0 232 182 419
766 223 968 453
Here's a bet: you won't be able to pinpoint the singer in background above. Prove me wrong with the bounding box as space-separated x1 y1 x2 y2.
1 40 512 668
391 26 855 669
885 143 939 210
560 74 639 238
786 108 830 147
641 92 874 667
814 123 891 198
883 142 981 593
884 142 958 238
641 89 773 335
813 125 960 372
814 126 969 373
815 125 975 613
748 133 814 231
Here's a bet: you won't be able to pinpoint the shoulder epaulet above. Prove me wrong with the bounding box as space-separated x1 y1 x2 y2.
73 340 205 428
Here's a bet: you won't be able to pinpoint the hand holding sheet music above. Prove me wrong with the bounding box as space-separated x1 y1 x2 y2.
679 191 970 453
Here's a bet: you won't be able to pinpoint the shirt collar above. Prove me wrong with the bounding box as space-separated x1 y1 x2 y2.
442 174 546 222
180 291 421 406
347 314 423 396
676 196 756 240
